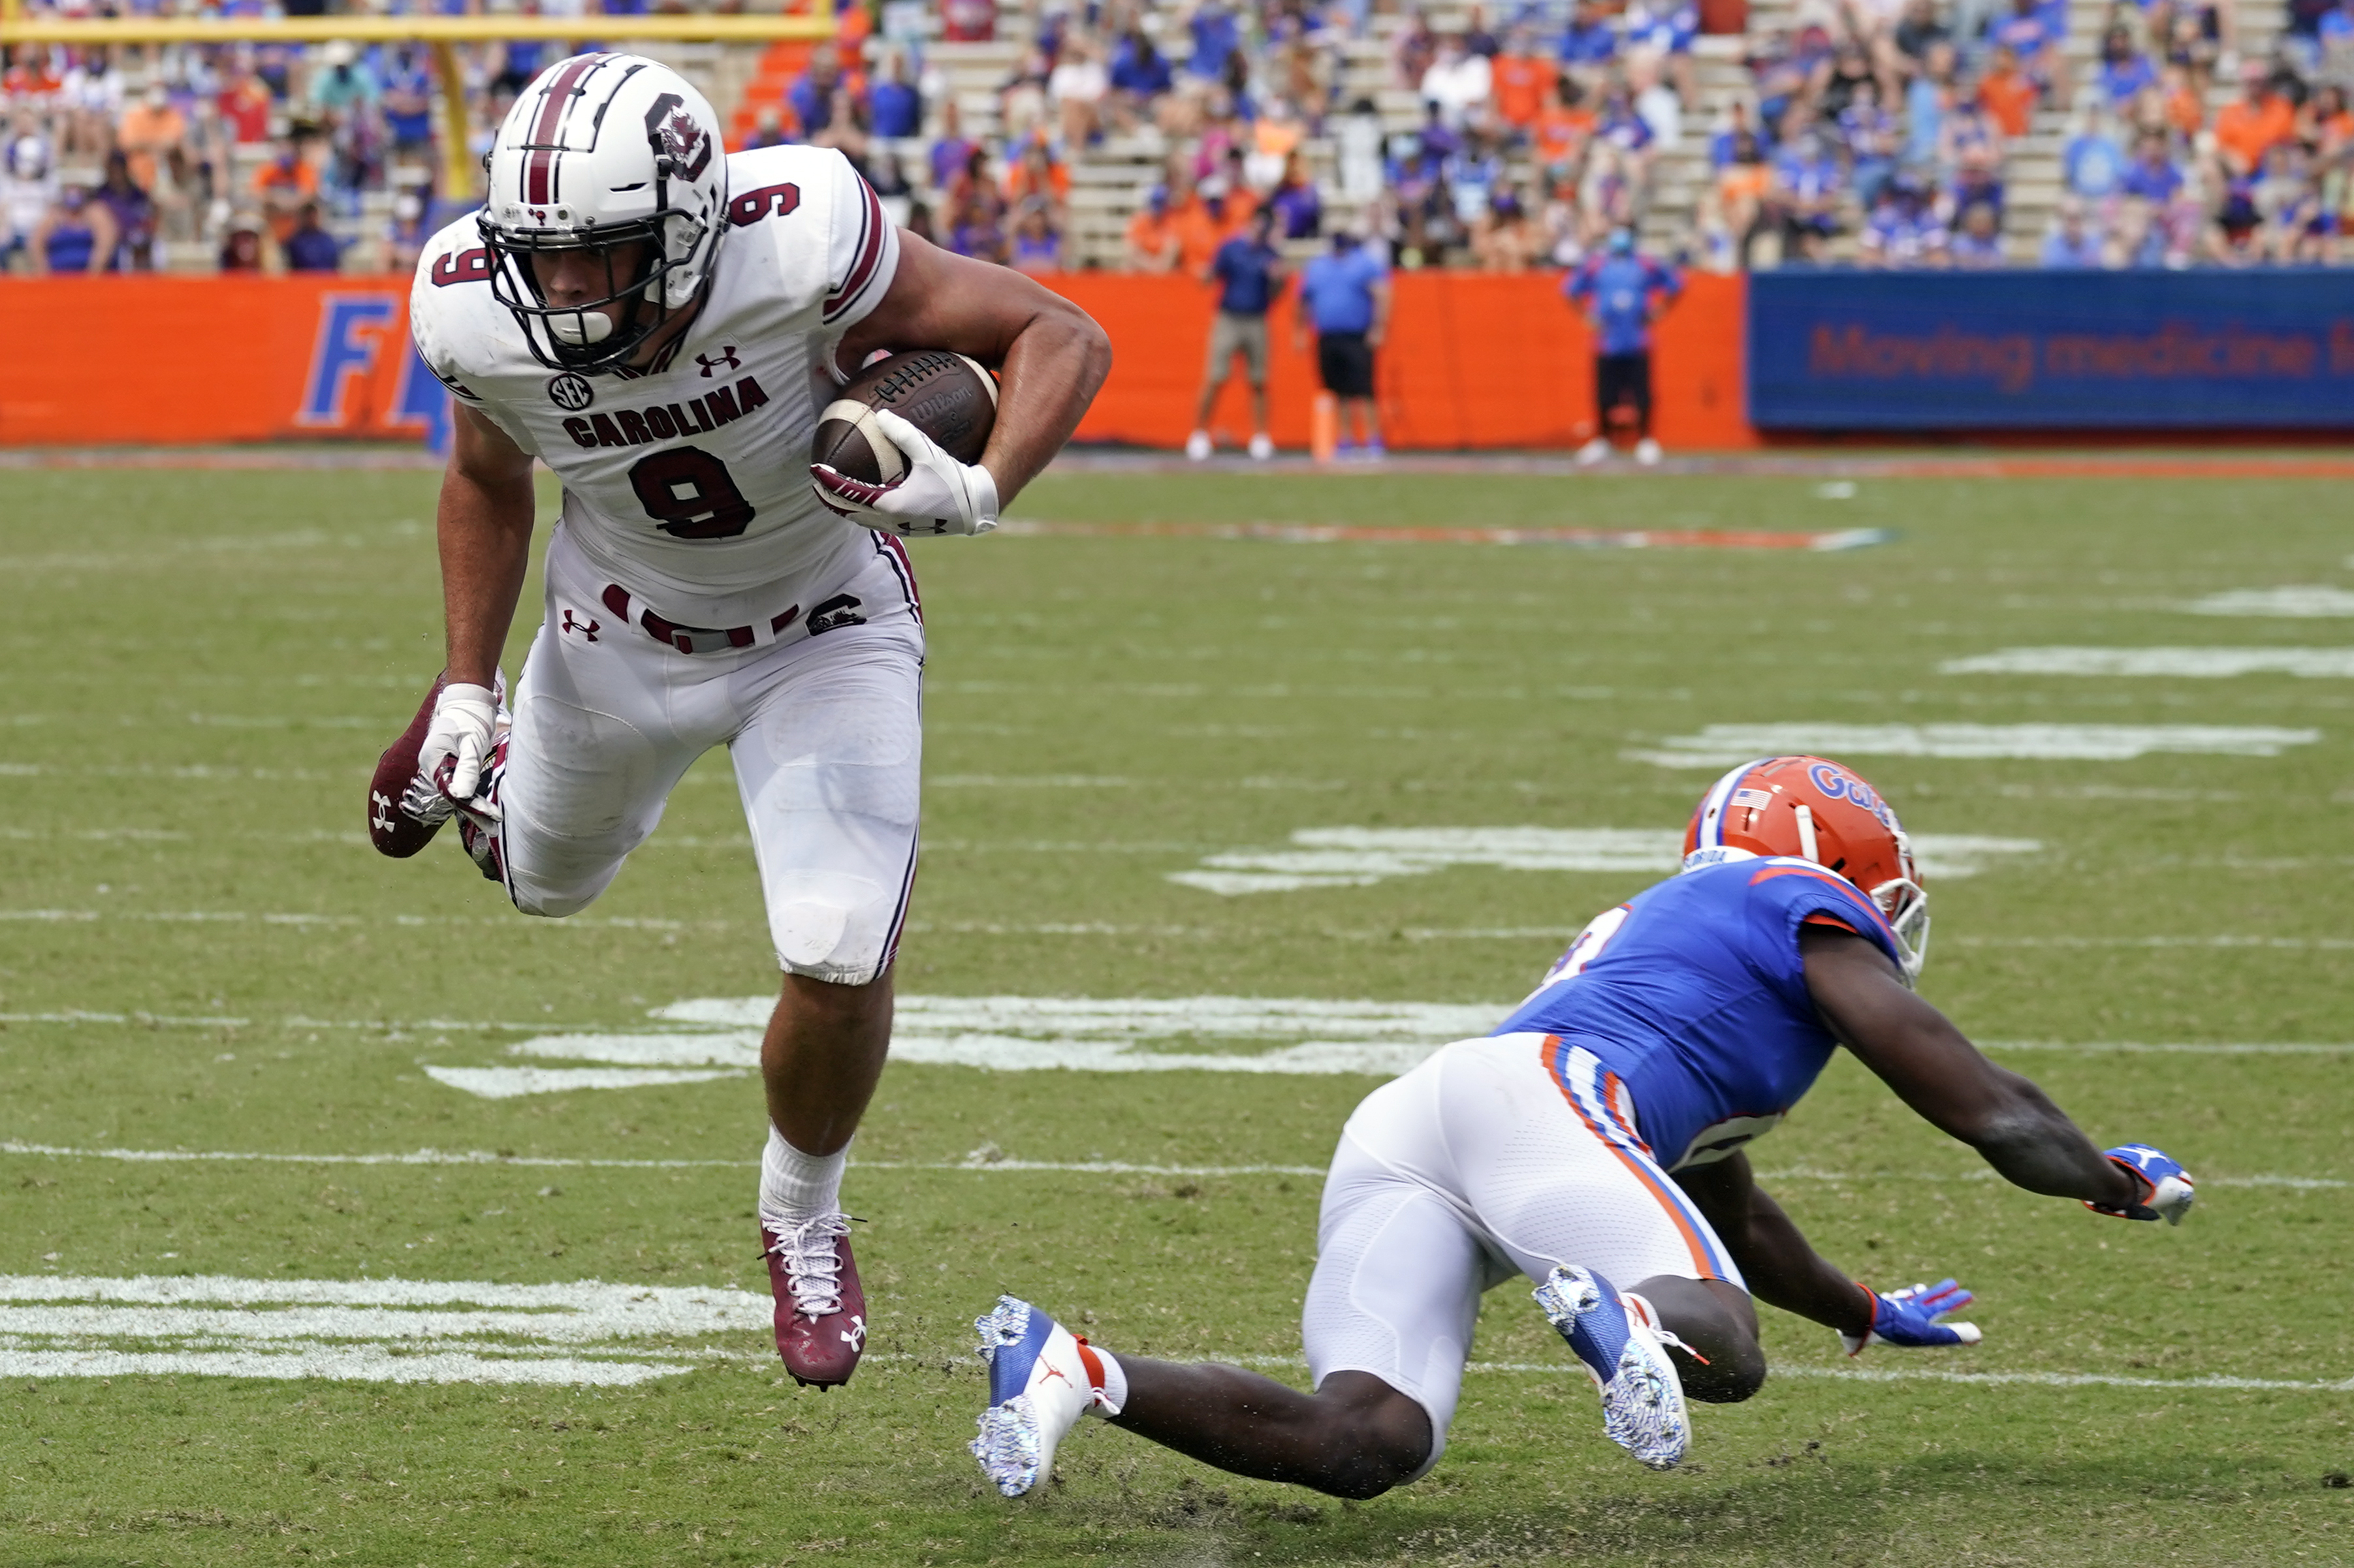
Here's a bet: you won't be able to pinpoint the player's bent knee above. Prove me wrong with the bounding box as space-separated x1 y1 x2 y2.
1311 1374 1434 1499
1685 1338 1768 1404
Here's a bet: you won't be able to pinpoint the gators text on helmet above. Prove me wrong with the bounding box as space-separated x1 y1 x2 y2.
1681 755 1930 981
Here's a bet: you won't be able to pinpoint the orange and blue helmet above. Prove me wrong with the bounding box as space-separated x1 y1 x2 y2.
1682 755 1930 980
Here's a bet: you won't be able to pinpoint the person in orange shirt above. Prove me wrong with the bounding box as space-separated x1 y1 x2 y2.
1492 32 1551 132
115 85 187 196
1160 166 1226 277
1532 75 1595 186
2213 63 2297 176
2158 63 2206 137
1124 185 1181 272
1003 135 1072 207
253 132 320 245
1975 46 2037 140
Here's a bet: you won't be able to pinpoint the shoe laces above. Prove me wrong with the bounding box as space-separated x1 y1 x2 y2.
768 1212 851 1319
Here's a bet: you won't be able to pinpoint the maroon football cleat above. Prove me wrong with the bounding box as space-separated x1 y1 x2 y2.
368 673 453 857
763 1215 867 1389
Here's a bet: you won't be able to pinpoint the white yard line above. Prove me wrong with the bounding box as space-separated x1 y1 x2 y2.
5 1140 2329 1188
1954 935 2354 951
1223 1353 2354 1392
0 1274 765 1385
1170 827 2039 896
2185 586 2354 618
0 1140 1322 1176
1629 723 2323 767
0 1347 695 1385
1943 647 2354 678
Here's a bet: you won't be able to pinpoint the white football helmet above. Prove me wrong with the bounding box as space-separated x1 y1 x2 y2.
479 53 729 371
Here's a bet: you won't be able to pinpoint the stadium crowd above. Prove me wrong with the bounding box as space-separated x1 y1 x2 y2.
5 0 2354 274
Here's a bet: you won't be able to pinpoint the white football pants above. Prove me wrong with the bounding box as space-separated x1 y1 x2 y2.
1302 1031 1745 1477
493 523 924 984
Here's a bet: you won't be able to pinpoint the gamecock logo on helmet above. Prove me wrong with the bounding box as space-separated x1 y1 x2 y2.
643 93 712 180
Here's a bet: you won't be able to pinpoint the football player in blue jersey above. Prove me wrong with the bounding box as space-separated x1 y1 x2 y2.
965 755 2196 1499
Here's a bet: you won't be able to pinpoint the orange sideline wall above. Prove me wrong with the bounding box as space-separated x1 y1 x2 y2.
0 271 1758 450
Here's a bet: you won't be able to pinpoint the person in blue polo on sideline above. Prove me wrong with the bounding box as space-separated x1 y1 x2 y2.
1294 226 1392 460
1565 226 1681 467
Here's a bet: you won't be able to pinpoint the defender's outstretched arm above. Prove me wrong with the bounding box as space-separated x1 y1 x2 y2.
1800 926 2141 1207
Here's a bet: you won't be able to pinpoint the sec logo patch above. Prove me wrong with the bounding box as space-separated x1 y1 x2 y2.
548 373 596 411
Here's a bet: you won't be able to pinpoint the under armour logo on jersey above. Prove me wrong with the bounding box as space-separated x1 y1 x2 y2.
697 346 741 377
560 609 600 641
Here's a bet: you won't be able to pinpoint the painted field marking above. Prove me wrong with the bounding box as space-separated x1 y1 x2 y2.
2 1142 2330 1188
0 1274 766 1385
993 520 1895 552
1168 826 2040 896
1222 1352 2354 1391
1954 934 2354 951
1943 647 2354 678
1630 723 2321 768
2186 586 2354 618
0 1140 1320 1175
429 996 1510 1095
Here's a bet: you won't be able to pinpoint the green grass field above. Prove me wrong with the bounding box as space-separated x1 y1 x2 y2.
3 459 2351 1566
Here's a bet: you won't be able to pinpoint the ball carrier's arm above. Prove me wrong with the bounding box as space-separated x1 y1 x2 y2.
437 403 539 688
832 228 1112 507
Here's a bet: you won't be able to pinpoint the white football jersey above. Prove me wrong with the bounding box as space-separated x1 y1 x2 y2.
410 145 900 623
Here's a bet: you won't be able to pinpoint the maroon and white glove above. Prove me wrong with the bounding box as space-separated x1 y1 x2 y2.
810 408 1000 537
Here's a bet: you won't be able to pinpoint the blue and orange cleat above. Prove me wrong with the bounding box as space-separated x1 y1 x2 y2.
1534 1264 1689 1470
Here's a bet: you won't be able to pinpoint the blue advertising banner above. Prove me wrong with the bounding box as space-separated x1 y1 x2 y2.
1747 270 2354 430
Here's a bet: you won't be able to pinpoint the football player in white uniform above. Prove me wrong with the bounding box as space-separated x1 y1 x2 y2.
372 54 1109 1389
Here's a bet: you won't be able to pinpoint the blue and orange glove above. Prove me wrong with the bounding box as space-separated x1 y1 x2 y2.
2086 1144 2195 1226
1839 1278 1982 1356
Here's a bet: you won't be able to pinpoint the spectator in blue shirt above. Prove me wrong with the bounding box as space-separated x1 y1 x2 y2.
2095 27 2157 105
283 199 342 272
871 52 923 140
1949 201 2007 268
380 49 433 155
1565 227 1680 465
2120 131 2184 202
1766 127 1843 261
1188 2 1241 81
2064 105 2128 198
2041 198 2107 266
1295 230 1393 460
1559 0 1620 70
1189 208 1290 462
1859 176 1949 268
1109 23 1174 132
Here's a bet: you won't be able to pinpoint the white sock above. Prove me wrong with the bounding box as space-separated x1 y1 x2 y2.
759 1126 846 1230
1085 1343 1128 1418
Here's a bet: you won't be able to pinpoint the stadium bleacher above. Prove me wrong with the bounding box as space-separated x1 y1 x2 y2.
0 0 2333 276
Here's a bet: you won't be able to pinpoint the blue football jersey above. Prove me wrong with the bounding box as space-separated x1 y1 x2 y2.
1494 858 1906 1172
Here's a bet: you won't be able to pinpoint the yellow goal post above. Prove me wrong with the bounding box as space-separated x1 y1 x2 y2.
0 6 836 199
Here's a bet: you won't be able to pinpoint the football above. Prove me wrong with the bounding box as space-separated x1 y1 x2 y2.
810 350 998 484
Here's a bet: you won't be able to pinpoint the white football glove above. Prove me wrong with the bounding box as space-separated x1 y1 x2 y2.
402 680 500 820
809 408 1000 537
